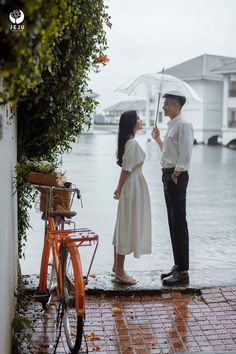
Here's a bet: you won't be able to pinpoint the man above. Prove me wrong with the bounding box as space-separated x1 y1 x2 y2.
152 92 194 286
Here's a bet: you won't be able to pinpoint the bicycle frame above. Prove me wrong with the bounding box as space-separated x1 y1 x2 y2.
38 218 99 315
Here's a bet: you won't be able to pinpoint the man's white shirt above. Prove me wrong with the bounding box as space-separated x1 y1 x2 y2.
160 114 194 171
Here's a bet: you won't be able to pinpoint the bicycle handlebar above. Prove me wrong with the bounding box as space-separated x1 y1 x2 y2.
26 182 81 199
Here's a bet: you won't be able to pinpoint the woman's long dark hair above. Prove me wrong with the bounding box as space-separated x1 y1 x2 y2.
116 110 138 166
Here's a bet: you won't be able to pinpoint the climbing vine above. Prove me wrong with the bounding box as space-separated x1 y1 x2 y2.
0 0 111 256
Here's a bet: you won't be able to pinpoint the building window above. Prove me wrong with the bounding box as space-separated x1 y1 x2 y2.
229 76 236 97
228 109 236 128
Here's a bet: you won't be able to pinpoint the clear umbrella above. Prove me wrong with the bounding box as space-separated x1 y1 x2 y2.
116 72 202 127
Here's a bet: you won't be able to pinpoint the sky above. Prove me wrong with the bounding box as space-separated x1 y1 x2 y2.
88 0 236 112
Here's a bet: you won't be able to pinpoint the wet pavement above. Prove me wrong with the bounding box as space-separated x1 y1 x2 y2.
19 277 236 354
24 269 236 295
86 270 236 295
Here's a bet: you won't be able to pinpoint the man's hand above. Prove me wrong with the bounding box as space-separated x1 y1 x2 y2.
151 127 163 150
151 127 160 141
171 174 178 184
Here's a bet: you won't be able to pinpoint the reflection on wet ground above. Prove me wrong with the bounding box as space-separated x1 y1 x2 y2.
19 288 236 353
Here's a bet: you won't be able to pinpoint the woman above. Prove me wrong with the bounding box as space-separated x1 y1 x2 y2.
112 110 152 285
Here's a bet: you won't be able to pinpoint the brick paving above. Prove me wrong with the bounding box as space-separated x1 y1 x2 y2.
18 287 236 354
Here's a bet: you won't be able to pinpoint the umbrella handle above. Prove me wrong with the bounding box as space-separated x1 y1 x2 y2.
154 67 164 128
154 93 161 128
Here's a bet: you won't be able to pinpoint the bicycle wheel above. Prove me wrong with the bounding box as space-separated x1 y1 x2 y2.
42 253 57 310
60 245 84 353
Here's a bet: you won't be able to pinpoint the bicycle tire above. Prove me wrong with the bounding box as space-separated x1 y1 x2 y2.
60 245 84 353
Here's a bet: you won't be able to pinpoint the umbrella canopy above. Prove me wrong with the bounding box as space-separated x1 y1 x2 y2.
116 72 202 127
116 73 202 102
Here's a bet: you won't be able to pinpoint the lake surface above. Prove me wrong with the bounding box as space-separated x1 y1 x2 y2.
21 128 236 275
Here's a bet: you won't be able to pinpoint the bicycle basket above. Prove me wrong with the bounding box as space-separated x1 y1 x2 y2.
39 182 73 212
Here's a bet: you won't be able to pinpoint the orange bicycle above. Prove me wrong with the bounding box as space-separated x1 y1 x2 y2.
29 183 99 353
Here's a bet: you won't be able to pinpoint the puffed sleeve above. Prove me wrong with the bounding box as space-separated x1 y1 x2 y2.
122 139 144 172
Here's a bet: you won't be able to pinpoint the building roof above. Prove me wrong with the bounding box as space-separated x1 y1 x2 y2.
163 54 236 81
104 99 146 112
211 59 236 74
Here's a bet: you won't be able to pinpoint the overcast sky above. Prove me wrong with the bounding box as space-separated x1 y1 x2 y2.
89 0 236 112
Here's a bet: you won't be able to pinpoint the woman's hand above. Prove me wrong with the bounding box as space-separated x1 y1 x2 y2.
113 188 121 200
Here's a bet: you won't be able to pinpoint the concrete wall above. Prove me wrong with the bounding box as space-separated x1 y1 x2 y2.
0 101 18 354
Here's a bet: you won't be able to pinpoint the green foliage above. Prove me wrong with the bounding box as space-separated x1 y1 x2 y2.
0 0 110 256
15 159 59 184
12 315 34 353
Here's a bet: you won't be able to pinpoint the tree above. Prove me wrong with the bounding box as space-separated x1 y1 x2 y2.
0 0 110 256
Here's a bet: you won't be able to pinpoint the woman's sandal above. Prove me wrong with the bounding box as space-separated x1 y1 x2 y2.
113 273 137 285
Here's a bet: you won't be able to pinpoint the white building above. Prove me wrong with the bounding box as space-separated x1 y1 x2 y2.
158 54 236 144
212 59 236 147
103 100 147 124
0 82 18 354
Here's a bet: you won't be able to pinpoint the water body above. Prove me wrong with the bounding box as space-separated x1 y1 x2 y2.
21 129 236 275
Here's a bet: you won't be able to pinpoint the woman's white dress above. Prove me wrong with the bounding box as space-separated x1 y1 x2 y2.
113 138 152 258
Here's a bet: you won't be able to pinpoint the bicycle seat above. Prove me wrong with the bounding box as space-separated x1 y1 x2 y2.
49 210 77 218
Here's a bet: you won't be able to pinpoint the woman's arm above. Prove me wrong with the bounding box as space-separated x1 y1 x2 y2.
113 169 130 199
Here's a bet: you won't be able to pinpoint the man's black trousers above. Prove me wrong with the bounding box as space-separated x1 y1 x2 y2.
162 168 189 271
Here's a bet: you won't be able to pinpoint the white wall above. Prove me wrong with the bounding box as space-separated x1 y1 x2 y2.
220 74 236 145
203 80 223 134
182 80 204 132
184 79 223 143
0 101 18 354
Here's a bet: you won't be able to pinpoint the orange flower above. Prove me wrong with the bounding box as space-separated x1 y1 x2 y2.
94 54 109 65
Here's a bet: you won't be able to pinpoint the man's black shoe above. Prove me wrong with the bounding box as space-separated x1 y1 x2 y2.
160 265 178 280
162 271 189 286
